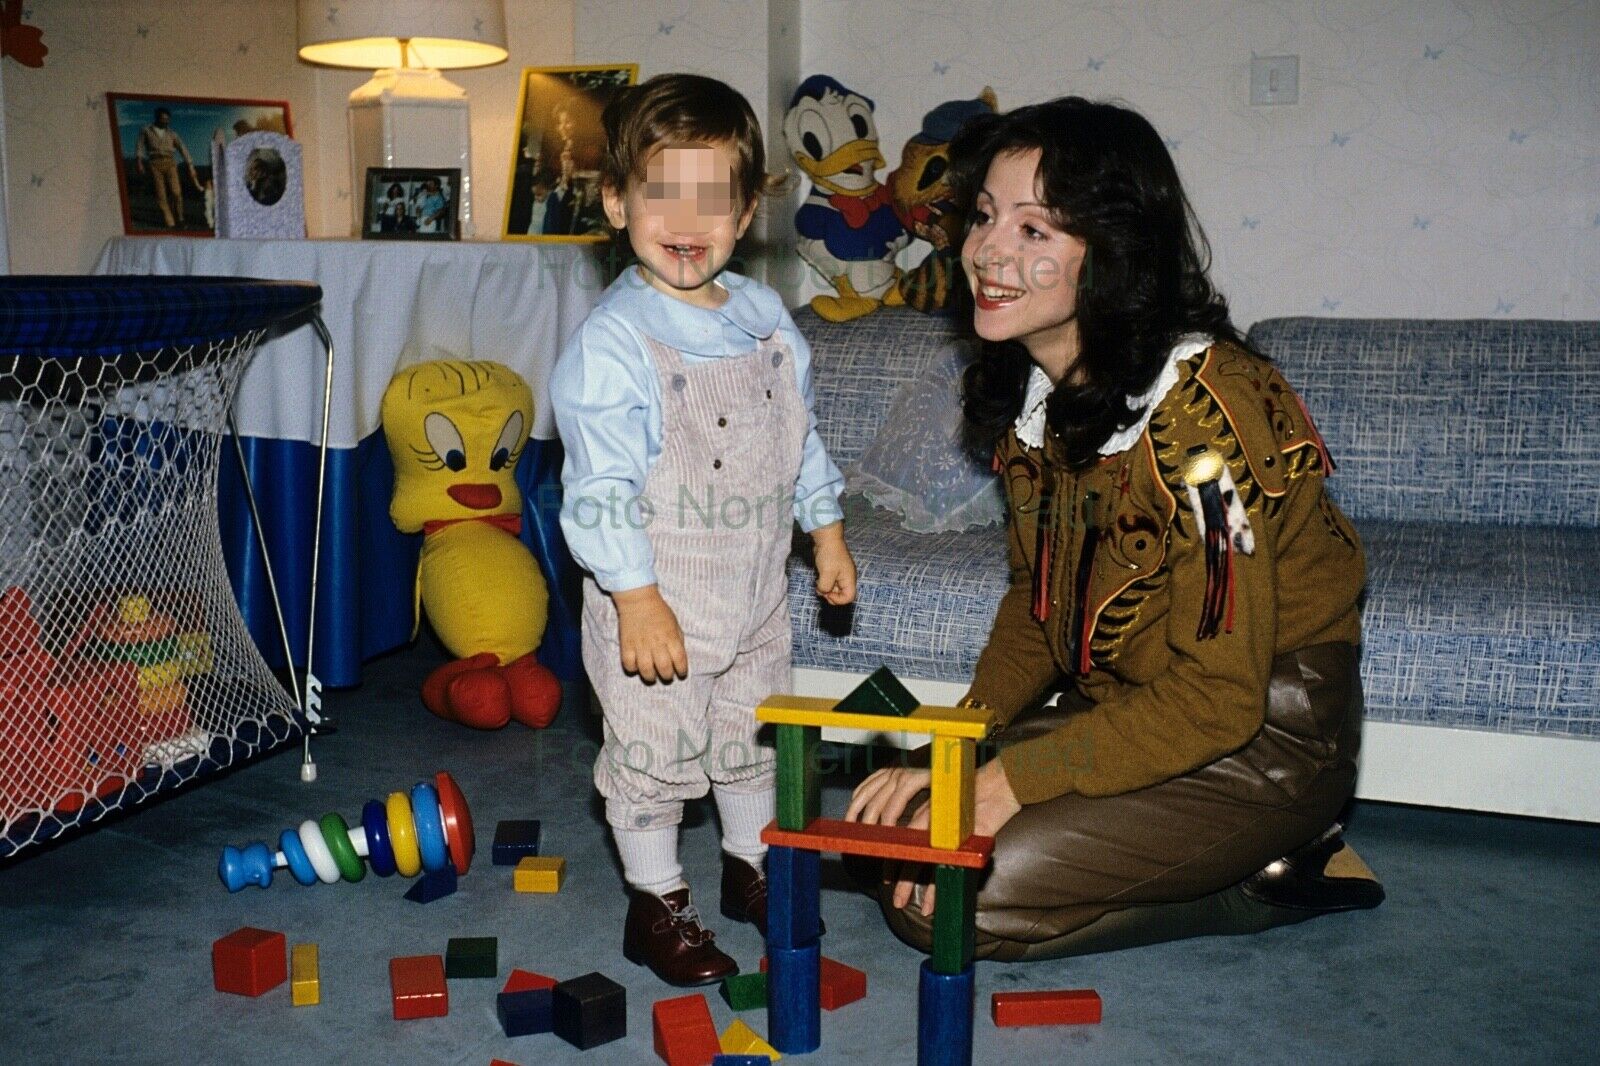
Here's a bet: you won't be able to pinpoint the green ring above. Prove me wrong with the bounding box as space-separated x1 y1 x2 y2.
320 812 365 882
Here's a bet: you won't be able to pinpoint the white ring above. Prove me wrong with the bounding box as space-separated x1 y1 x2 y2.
298 819 341 884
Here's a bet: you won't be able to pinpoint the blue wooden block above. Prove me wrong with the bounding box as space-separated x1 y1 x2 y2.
402 865 457 903
713 1057 770 1066
492 819 542 865
917 959 974 1066
767 939 821 1054
766 845 820 949
497 986 553 1036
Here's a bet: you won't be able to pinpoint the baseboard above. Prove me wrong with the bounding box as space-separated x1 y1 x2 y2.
789 666 1600 823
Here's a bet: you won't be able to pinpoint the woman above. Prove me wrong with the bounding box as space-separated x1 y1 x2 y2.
845 97 1384 961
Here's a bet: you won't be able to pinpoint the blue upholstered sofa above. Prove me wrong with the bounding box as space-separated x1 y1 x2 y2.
786 309 1600 822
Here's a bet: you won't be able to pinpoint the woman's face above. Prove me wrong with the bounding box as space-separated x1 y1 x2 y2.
961 148 1088 375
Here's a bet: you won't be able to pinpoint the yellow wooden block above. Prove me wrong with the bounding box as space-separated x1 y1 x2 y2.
291 942 320 1007
514 855 566 893
720 1018 781 1059
928 736 975 850
756 694 996 740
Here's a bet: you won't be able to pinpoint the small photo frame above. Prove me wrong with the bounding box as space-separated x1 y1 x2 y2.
362 168 462 240
503 63 638 243
106 92 292 236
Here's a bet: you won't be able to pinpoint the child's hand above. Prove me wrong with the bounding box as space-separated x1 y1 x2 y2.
612 585 688 683
810 522 857 606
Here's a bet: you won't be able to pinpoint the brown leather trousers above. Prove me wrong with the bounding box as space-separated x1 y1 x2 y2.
880 642 1362 961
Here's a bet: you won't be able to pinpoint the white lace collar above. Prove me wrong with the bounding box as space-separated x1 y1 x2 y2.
1013 334 1213 455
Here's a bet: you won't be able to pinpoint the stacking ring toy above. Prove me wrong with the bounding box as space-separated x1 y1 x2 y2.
217 771 475 891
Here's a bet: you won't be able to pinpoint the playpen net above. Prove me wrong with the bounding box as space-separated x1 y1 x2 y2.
0 277 321 857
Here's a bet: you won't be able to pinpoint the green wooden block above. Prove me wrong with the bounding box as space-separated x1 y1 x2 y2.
776 724 820 830
720 970 768 1011
445 936 498 979
930 865 977 975
834 665 919 717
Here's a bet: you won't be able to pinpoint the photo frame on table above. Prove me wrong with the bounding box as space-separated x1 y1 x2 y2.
106 92 292 237
362 168 462 241
503 63 638 243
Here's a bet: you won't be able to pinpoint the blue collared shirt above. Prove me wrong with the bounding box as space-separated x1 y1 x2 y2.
550 267 845 592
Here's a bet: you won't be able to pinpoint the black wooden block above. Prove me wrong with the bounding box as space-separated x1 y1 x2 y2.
493 820 543 865
552 971 626 1049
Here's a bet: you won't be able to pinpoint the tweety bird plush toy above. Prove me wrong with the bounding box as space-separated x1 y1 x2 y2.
785 74 909 322
382 358 560 730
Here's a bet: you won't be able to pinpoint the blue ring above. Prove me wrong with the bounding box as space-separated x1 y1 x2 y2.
409 782 449 873
279 827 318 885
362 799 396 876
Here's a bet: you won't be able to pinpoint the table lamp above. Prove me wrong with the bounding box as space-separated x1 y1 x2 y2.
296 0 508 237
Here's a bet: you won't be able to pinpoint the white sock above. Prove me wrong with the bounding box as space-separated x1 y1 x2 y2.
613 824 686 896
714 786 774 865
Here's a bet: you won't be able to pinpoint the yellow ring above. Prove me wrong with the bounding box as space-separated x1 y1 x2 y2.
385 791 422 877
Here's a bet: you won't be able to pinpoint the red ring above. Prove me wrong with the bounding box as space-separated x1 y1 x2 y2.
434 771 474 875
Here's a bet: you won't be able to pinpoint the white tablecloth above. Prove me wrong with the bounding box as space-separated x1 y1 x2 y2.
95 237 603 443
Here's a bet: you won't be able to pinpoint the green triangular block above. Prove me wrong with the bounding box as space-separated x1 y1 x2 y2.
834 666 919 717
720 970 768 1011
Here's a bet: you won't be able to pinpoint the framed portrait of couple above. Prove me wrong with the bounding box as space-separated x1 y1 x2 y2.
502 64 638 243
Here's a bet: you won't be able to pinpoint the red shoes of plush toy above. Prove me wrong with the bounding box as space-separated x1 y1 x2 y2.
421 653 561 730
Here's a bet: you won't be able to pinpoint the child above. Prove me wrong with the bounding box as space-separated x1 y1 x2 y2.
550 74 857 987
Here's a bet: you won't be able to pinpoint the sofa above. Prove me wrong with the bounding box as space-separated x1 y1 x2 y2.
785 308 1600 822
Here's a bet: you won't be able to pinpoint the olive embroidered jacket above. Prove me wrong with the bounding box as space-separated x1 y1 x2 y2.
968 340 1365 805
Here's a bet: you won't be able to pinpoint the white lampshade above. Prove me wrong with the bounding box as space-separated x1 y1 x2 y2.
296 0 507 70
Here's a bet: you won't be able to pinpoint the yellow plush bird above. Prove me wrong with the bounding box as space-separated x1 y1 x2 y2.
381 359 560 729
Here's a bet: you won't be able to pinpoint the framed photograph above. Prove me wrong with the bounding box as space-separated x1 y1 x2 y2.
502 63 638 243
362 168 462 240
106 92 292 236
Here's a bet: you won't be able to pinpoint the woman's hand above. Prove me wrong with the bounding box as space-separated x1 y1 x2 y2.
845 759 1023 916
810 522 857 606
612 584 688 683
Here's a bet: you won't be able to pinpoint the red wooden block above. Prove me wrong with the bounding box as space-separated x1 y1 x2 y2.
758 954 867 1011
490 1060 522 1066
390 955 449 1020
212 927 287 997
760 817 993 869
652 993 721 1066
502 968 558 995
991 989 1102 1027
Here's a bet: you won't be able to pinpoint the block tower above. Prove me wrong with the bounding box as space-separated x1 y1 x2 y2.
758 668 997 1066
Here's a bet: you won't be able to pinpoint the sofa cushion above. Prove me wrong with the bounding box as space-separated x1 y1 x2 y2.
1357 520 1600 737
1248 318 1600 527
788 499 1008 685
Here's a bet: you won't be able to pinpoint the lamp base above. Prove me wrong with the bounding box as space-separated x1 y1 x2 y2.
348 67 474 237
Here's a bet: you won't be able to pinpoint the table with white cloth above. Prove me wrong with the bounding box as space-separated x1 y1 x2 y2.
95 237 604 688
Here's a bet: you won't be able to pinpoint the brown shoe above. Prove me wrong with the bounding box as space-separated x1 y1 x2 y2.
1242 823 1386 912
623 887 738 987
719 854 769 936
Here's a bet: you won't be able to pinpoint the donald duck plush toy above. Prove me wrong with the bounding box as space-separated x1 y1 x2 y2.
381 358 560 730
785 75 909 322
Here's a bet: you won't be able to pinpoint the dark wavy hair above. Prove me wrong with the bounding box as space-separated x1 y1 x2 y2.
952 97 1248 470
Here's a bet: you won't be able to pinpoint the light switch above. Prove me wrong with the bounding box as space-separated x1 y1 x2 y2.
1250 55 1299 106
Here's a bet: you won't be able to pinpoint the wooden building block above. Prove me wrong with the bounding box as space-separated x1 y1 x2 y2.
930 865 978 975
514 855 566 893
759 954 866 1012
761 817 994 869
211 927 287 997
766 941 820 1054
403 864 457 903
713 1057 772 1066
553 972 626 1049
991 988 1102 1027
389 955 448 1020
290 942 320 1006
757 694 997 740
497 970 557 1037
766 845 821 949
492 819 542 865
720 971 769 1012
445 936 497 978
928 736 975 850
653 993 722 1066
775 724 819 831
719 1018 781 1059
833 666 918 717
918 960 975 1066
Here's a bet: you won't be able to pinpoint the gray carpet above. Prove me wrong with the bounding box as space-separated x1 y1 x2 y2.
5 643 1598 1065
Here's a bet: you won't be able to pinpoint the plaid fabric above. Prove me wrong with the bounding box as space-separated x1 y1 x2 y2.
0 275 322 358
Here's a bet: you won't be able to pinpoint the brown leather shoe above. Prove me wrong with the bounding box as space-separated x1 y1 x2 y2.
719 854 769 936
623 887 738 987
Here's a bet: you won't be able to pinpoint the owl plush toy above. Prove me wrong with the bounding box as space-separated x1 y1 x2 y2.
887 88 998 312
382 358 561 730
785 75 909 322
